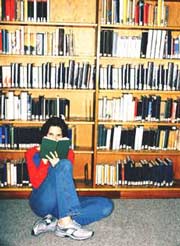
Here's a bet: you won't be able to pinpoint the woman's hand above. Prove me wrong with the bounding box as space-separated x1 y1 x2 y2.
45 151 60 167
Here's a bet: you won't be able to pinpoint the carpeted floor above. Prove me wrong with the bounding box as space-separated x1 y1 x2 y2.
0 199 180 246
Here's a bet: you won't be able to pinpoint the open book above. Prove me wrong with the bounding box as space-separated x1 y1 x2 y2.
40 137 71 159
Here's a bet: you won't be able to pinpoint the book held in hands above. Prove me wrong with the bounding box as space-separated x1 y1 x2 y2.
40 137 71 159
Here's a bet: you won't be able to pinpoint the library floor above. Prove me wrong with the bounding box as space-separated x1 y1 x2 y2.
0 198 180 246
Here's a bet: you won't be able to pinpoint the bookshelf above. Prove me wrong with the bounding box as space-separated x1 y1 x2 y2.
0 0 180 199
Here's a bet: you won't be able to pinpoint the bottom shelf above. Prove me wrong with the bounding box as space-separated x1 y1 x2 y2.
1 181 180 199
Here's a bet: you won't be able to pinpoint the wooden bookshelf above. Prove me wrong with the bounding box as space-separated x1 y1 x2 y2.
0 0 180 199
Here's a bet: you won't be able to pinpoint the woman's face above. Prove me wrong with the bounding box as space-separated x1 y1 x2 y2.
46 126 63 141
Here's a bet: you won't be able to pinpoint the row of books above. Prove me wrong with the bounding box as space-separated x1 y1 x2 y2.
0 159 31 187
0 0 49 22
96 156 174 187
0 91 70 120
0 125 73 149
0 27 74 56
0 126 40 149
0 61 95 89
98 95 180 122
1 61 180 91
97 124 180 151
99 62 180 91
101 0 168 26
100 29 177 59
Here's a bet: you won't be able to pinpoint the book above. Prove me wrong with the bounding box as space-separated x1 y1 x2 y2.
40 136 71 159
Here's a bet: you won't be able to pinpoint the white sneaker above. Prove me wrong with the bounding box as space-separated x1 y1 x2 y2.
55 220 94 240
32 214 57 236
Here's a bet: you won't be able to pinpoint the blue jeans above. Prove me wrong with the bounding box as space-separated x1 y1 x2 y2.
29 159 114 225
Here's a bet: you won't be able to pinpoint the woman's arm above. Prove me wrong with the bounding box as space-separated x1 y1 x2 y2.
25 146 50 189
67 148 74 164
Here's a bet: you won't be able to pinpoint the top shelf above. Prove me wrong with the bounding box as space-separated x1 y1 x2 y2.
0 21 98 28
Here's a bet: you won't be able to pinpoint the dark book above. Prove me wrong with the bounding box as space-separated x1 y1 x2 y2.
22 159 30 186
140 31 148 58
37 0 43 21
41 0 48 21
40 137 71 159
58 28 64 56
167 62 174 89
59 98 70 119
167 30 172 58
28 0 34 21
139 0 144 25
100 30 106 56
105 30 113 56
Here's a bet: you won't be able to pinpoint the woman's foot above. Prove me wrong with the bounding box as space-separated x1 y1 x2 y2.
55 220 94 240
32 214 57 236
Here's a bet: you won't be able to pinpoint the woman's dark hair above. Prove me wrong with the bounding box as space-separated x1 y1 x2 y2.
40 116 68 140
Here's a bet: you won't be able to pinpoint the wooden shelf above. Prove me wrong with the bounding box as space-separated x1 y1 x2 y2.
0 0 180 199
1 184 180 199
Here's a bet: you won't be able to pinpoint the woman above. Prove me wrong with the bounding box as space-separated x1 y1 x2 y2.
25 116 114 241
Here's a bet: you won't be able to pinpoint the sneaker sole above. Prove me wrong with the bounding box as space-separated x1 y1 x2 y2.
32 226 57 236
55 230 94 240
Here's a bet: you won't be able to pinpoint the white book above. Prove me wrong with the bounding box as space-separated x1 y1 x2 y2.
0 93 5 119
50 65 56 88
6 162 11 186
22 65 27 88
112 67 118 89
10 63 15 88
20 27 24 55
20 91 28 120
32 66 38 88
112 32 118 56
5 91 14 120
118 66 122 89
99 66 104 89
116 125 122 150
47 0 50 22
114 97 121 121
155 30 162 58
14 95 20 120
88 64 94 89
15 29 21 54
106 99 112 120
119 0 124 24
102 96 107 120
150 30 158 59
159 30 166 59
112 126 121 150
134 126 140 150
130 65 135 89
2 66 11 88
37 65 42 89
106 128 112 150
146 29 153 58
98 98 103 120
104 164 109 185
8 32 12 54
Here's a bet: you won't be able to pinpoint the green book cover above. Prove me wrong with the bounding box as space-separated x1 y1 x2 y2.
40 137 71 159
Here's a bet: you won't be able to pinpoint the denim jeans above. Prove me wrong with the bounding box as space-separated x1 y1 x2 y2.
29 159 114 225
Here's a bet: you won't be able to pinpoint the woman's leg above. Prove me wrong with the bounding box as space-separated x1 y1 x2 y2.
29 159 81 218
72 196 114 225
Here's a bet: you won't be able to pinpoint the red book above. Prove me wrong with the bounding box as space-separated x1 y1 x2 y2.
143 3 149 26
5 0 11 21
121 162 125 185
134 4 139 25
10 0 16 21
0 30 2 53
